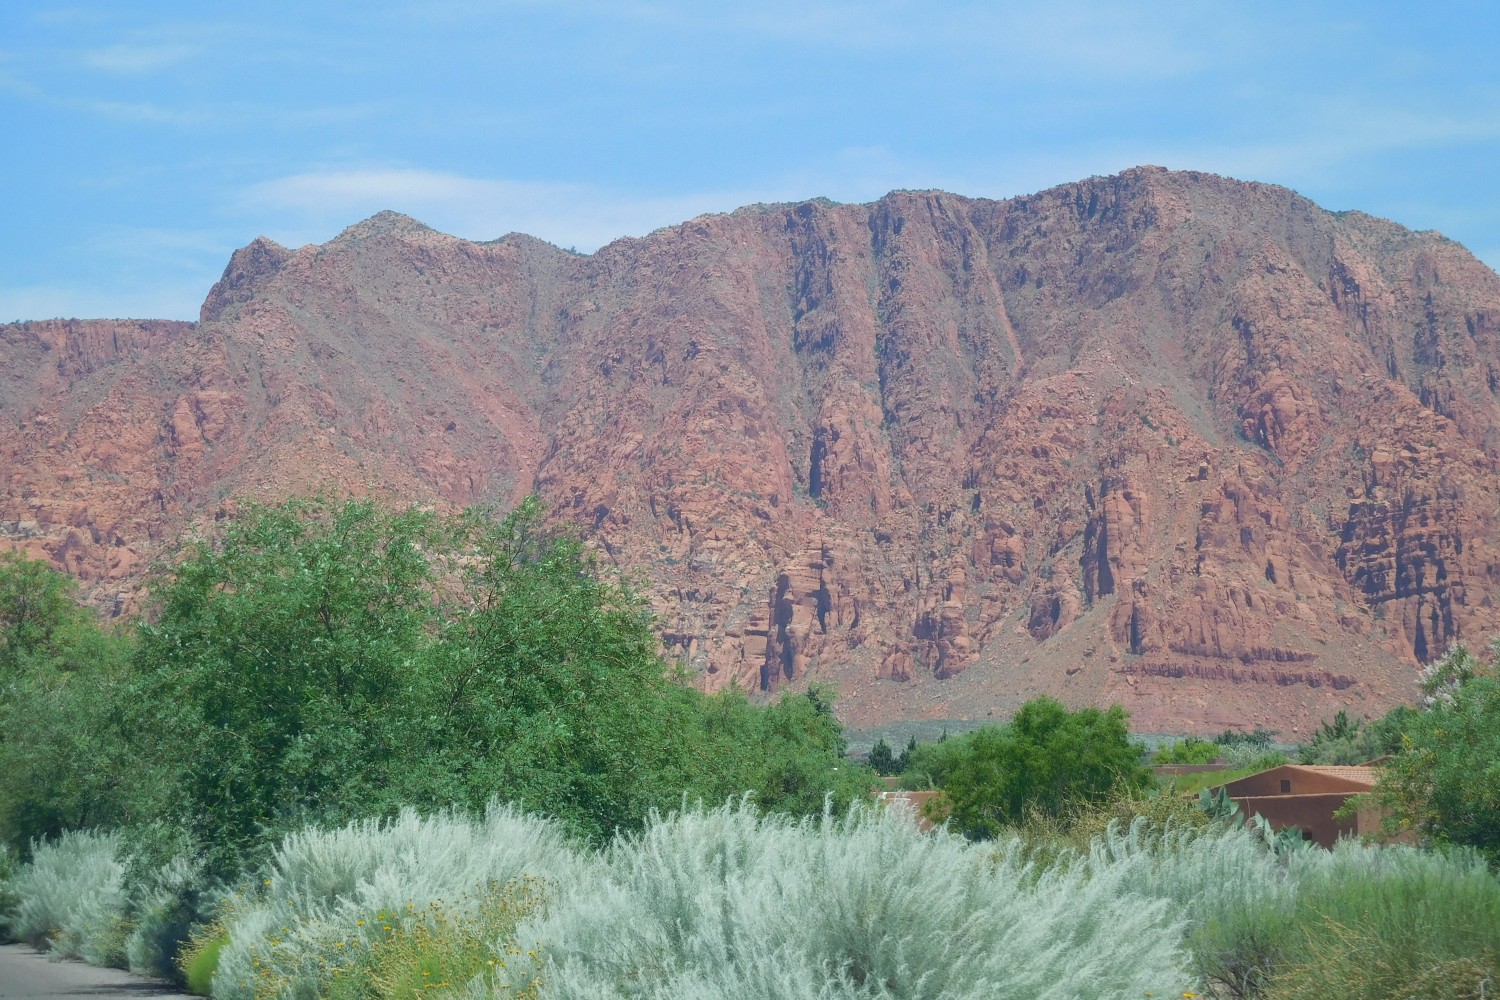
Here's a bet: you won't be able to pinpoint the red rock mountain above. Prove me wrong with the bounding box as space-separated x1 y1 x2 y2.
6 167 1500 735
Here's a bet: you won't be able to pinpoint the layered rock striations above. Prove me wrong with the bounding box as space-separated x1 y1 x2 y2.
5 168 1500 733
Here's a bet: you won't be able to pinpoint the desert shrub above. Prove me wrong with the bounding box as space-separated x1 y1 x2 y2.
180 927 230 995
324 882 543 1000
1012 784 1215 861
2 823 211 978
122 840 209 980
0 844 18 940
1155 736 1222 765
1178 837 1500 1000
6 829 128 963
1260 844 1500 999
1220 746 1288 771
527 801 1195 1000
210 803 577 1000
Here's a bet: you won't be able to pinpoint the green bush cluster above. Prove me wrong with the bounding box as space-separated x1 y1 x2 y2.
898 699 1151 840
0 496 874 985
1190 842 1500 999
1154 736 1222 765
865 735 917 776
1296 707 1411 766
0 498 872 877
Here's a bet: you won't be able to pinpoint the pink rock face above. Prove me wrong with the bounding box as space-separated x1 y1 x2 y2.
5 169 1500 736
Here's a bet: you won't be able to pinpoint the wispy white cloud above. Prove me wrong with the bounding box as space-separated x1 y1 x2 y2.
82 98 211 126
79 42 197 74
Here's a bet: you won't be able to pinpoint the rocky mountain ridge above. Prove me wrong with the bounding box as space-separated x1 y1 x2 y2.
5 167 1500 734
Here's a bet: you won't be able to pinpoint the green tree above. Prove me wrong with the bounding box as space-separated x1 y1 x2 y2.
0 550 100 674
897 735 917 773
670 682 874 817
415 497 708 839
1375 675 1500 862
123 495 875 867
1298 705 1413 765
868 738 897 776
0 553 137 850
928 699 1150 840
129 497 446 868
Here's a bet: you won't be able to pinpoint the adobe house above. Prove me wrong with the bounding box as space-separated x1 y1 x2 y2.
1210 764 1388 848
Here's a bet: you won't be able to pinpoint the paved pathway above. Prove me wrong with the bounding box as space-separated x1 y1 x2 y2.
0 945 196 1000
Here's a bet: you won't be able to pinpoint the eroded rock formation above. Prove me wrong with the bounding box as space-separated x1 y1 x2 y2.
6 169 1500 734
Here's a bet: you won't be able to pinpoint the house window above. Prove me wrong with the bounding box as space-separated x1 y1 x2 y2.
1280 779 1292 794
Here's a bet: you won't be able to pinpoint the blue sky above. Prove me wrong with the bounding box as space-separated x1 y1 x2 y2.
3 1 1497 321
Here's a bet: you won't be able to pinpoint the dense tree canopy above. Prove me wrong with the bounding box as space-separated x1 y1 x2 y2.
0 552 137 850
0 498 874 871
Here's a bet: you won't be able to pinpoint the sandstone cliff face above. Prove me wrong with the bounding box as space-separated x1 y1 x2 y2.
6 169 1500 734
